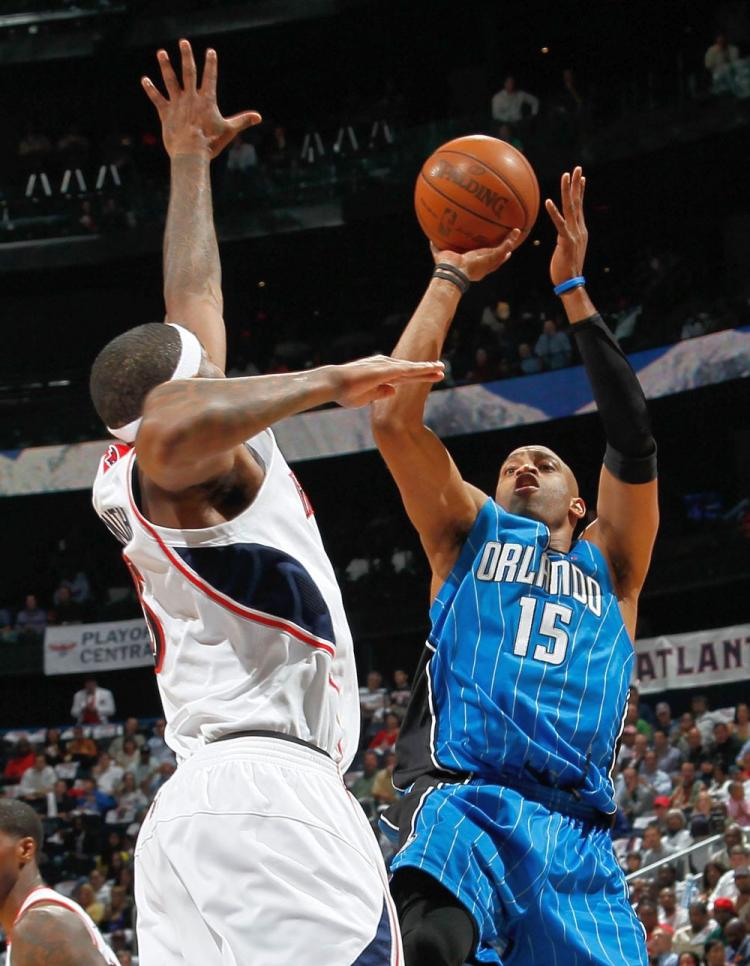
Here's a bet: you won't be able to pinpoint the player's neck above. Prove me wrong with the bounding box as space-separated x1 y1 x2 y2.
547 526 573 554
0 868 45 934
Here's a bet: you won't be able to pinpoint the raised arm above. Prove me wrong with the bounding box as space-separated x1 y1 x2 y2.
137 357 445 492
12 906 109 965
142 39 261 372
371 235 518 588
545 168 658 636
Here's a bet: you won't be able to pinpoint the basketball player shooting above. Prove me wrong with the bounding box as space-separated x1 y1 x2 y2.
89 40 443 964
0 800 120 965
371 167 657 965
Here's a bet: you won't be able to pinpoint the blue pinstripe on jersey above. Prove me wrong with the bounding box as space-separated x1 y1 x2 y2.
426 498 633 814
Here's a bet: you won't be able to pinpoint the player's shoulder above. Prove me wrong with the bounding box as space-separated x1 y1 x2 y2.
13 902 102 964
97 442 132 477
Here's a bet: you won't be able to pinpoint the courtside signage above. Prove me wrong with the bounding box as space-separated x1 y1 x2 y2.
44 619 153 675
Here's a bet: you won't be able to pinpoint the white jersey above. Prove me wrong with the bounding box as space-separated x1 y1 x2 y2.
9 887 120 965
92 429 360 768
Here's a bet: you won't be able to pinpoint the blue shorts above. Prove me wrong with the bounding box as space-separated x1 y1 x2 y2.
385 781 647 965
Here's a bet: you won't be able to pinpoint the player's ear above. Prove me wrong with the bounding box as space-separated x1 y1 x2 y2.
17 835 36 866
570 496 586 520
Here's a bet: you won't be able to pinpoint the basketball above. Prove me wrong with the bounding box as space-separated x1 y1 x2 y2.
414 134 540 253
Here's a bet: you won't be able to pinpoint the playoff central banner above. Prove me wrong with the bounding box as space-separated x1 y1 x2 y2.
634 624 750 694
44 619 153 676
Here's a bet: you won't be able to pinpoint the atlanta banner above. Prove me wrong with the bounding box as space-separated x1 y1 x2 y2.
44 619 153 676
635 624 750 694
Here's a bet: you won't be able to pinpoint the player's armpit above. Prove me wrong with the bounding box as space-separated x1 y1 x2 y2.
583 464 658 606
371 417 486 582
11 907 109 966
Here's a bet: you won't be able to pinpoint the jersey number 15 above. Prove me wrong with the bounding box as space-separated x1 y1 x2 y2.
513 597 573 666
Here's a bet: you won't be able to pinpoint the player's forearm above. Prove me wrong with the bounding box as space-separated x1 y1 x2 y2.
163 154 223 322
372 277 460 429
562 288 656 482
140 366 341 463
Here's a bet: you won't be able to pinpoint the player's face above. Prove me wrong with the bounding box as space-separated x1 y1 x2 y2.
495 446 584 531
0 831 26 904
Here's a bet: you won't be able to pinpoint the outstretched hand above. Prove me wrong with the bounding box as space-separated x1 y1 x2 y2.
142 39 261 159
545 166 588 287
430 228 521 282
333 356 445 408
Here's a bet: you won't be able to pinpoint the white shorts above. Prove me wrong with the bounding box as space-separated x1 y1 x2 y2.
134 735 401 966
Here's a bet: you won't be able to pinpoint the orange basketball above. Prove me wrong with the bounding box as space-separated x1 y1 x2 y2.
414 134 540 253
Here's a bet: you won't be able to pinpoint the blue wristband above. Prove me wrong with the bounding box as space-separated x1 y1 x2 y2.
554 275 586 296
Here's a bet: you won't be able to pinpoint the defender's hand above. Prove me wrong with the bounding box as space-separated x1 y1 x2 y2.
545 166 588 286
332 356 445 408
430 228 520 282
142 39 261 159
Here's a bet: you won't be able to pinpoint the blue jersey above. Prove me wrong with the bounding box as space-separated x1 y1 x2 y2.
394 498 633 814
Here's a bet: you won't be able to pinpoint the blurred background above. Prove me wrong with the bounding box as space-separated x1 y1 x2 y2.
1 1 750 960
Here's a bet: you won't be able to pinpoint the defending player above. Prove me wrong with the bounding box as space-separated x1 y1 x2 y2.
0 800 120 965
89 41 443 964
371 167 656 965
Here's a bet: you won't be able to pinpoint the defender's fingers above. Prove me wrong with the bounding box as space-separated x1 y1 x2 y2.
141 76 167 111
200 47 217 96
179 39 198 92
157 49 181 99
560 170 573 219
544 198 569 235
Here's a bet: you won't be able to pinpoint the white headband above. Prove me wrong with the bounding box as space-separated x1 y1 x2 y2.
107 324 204 444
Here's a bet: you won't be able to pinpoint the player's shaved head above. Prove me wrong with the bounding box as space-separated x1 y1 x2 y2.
90 323 183 431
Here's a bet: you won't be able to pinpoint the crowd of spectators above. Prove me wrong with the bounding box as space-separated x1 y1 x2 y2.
0 711 176 963
0 567 95 643
1 669 750 964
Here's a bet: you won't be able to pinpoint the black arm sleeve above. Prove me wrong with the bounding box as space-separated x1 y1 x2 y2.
569 313 657 484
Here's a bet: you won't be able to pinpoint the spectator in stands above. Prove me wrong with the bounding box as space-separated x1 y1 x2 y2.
372 750 397 806
490 75 540 124
534 318 572 370
711 896 737 939
18 752 56 804
71 677 116 724
705 33 740 88
56 123 91 169
703 937 728 966
675 713 697 748
682 727 709 769
655 702 678 740
227 133 258 174
691 695 717 744
144 760 176 797
368 712 400 753
616 766 655 821
112 737 139 774
265 124 293 171
653 795 673 831
89 867 111 907
93 752 123 797
73 777 115 817
713 847 750 904
736 704 750 745
17 123 52 172
389 669 411 714
56 567 92 606
725 917 750 963
647 925 679 966
66 724 98 766
659 887 688 931
671 762 703 810
711 825 745 869
50 778 77 819
350 750 380 802
2 738 35 785
43 728 65 767
359 671 389 726
637 899 660 941
714 722 744 773
665 809 693 853
618 724 639 768
654 728 683 775
740 748 750 776
736 868 750 924
0 605 14 640
673 901 719 957
76 881 105 925
641 825 675 874
465 346 498 383
641 748 673 796
104 885 133 933
517 341 542 375
108 717 145 759
107 770 148 827
145 718 174 765
15 594 47 640
48 584 84 625
133 744 155 787
727 782 750 827
676 954 700 966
